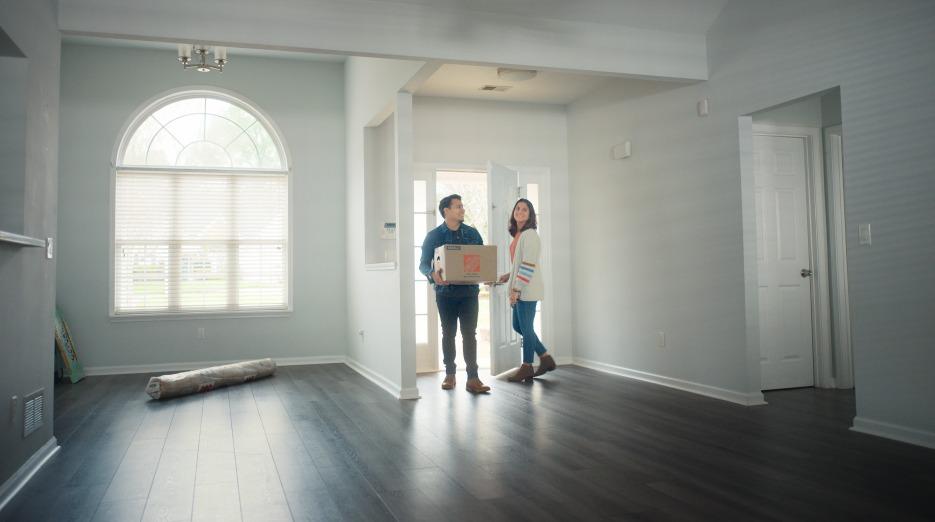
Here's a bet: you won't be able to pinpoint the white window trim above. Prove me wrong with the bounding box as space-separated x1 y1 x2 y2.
109 87 294 320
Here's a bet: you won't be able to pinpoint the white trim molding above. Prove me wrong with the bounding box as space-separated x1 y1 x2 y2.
555 356 575 366
851 417 935 450
0 437 60 514
84 356 345 376
82 356 422 400
345 357 420 400
398 387 421 400
823 125 854 389
364 262 397 271
573 358 767 406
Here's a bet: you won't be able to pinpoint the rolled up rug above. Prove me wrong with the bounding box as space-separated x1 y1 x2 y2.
145 358 276 400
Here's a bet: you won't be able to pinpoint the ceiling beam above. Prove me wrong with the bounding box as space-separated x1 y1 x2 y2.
58 0 709 80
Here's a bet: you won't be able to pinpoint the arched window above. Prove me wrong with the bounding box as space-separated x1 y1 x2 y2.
113 91 289 315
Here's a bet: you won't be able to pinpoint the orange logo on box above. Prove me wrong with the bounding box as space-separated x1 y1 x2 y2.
463 254 481 274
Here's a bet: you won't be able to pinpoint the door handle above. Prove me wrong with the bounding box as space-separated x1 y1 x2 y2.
800 268 813 278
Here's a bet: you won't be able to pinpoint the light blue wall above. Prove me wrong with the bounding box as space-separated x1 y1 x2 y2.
57 44 347 370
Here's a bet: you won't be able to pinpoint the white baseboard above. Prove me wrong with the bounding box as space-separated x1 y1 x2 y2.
555 356 574 366
398 387 421 400
573 357 766 406
344 357 419 400
0 437 60 514
84 355 346 376
851 417 935 450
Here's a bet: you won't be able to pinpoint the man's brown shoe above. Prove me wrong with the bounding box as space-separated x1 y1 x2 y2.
441 375 456 390
534 354 557 377
465 378 491 394
508 364 535 382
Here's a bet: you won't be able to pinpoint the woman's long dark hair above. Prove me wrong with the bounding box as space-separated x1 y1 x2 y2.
508 198 538 237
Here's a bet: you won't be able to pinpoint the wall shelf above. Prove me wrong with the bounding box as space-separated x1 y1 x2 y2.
364 262 396 271
0 230 46 248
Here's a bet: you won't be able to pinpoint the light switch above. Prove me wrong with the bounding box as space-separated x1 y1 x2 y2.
859 223 872 246
697 98 709 117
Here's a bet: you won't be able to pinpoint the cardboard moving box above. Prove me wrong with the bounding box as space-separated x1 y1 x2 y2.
434 244 497 283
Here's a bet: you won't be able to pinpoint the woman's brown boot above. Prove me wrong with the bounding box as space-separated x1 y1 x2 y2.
534 354 557 376
508 364 535 382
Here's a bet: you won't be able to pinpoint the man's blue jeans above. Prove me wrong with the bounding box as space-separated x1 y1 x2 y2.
512 300 546 364
437 294 479 379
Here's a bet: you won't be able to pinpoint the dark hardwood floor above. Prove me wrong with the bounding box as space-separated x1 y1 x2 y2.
2 364 933 521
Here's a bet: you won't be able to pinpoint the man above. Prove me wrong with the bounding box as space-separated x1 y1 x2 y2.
419 194 491 394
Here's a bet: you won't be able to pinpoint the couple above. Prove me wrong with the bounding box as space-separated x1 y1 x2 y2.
418 194 556 394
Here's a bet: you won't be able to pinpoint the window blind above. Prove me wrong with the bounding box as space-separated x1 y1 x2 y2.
114 169 288 314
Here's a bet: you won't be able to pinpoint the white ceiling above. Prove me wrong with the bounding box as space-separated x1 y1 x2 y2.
387 0 730 34
61 35 346 62
416 64 675 105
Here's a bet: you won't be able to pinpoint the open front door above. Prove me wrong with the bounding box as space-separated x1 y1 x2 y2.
487 161 521 376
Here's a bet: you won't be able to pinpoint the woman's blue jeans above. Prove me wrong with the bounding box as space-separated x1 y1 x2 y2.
512 300 546 364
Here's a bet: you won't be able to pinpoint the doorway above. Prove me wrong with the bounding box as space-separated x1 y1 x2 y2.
412 168 491 373
746 88 854 392
435 169 492 371
413 164 551 377
753 128 821 390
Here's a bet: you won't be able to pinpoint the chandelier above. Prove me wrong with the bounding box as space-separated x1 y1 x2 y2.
177 44 228 73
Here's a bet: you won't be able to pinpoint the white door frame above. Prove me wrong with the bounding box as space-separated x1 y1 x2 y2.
515 166 553 364
823 125 855 389
752 123 834 388
412 172 440 374
411 161 554 374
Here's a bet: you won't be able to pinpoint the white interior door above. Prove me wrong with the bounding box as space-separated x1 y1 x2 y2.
487 161 521 376
755 134 815 390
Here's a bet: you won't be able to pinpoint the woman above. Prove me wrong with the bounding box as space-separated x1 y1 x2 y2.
498 199 556 382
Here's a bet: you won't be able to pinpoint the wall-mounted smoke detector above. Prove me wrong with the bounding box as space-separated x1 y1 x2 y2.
497 68 537 82
480 85 512 92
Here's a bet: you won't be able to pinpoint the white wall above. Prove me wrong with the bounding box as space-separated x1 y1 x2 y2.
57 43 347 370
364 113 397 264
821 90 842 128
0 0 59 493
345 57 425 397
568 77 757 401
568 0 935 444
752 96 822 128
412 96 573 362
56 0 709 80
0 44 28 233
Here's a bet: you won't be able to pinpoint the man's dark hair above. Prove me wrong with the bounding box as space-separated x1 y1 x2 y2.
438 194 462 218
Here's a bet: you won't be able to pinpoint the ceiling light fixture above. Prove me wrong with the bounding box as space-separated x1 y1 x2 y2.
497 67 537 82
177 44 228 73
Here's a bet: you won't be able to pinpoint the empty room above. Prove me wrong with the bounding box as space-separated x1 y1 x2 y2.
1 1 934 520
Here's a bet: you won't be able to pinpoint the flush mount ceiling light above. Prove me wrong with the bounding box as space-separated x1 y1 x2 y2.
178 44 228 73
496 67 537 82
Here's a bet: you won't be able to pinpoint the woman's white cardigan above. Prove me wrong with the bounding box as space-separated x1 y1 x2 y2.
508 228 544 302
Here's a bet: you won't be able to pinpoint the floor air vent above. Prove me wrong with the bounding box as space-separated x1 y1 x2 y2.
23 389 44 438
